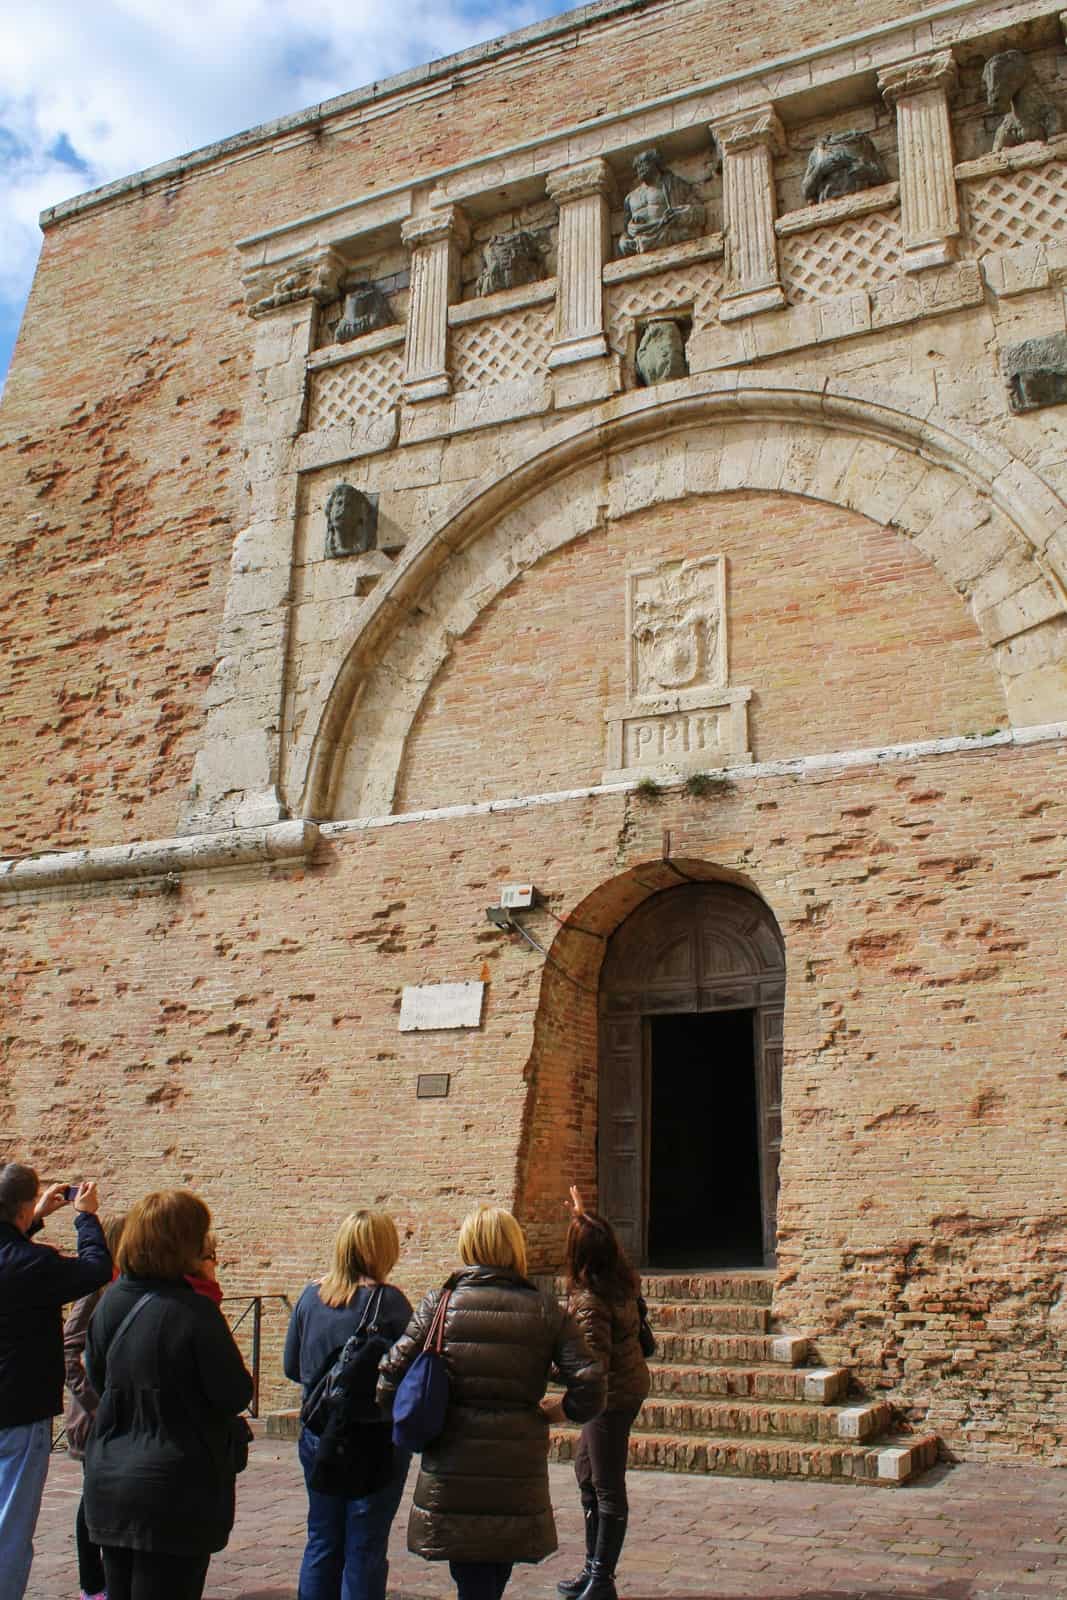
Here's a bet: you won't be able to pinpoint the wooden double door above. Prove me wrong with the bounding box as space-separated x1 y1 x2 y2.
598 882 785 1268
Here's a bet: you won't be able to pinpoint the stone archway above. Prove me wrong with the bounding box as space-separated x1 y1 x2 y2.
291 374 1067 822
512 858 784 1275
599 881 786 1268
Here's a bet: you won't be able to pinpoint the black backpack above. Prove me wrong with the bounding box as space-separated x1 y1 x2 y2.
300 1286 390 1437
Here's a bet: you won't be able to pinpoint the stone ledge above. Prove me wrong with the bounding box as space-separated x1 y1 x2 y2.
449 279 557 326
306 324 405 373
0 821 319 897
602 233 725 284
775 183 901 238
956 131 1067 184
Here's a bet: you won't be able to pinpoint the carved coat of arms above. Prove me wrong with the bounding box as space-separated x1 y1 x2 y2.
628 557 727 699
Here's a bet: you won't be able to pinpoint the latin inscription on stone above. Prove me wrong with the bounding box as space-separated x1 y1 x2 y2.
399 981 485 1032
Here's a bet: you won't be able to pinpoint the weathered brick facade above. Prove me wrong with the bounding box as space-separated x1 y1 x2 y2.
1 0 1066 1464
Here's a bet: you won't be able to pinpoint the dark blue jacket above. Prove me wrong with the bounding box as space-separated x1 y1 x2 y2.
284 1282 412 1396
0 1212 112 1427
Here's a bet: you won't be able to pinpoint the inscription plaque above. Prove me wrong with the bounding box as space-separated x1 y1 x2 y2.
399 981 484 1032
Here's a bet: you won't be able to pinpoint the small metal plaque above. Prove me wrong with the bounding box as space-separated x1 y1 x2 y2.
417 1073 451 1099
399 981 484 1032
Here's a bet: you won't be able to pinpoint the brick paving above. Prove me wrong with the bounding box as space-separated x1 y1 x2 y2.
26 1441 1067 1600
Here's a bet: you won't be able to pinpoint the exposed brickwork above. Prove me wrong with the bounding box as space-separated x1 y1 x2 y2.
1 741 1064 1453
395 492 1006 810
2 0 1067 1478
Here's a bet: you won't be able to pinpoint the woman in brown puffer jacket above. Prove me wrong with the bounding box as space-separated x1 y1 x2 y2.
557 1190 650 1600
377 1205 604 1600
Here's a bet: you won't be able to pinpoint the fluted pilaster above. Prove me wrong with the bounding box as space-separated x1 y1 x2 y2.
546 159 613 367
879 51 960 272
401 206 470 401
711 107 787 321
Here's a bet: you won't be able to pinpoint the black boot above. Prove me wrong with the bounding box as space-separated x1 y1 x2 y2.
557 1499 598 1596
573 1512 627 1600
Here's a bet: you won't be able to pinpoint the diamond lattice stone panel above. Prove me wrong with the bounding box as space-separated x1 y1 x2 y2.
963 163 1067 257
781 209 903 304
450 306 554 391
308 346 406 429
606 261 723 353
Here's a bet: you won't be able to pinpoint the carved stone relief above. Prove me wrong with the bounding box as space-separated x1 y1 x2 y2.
983 51 1062 152
244 249 346 318
603 555 752 781
618 148 707 257
635 319 687 385
476 230 545 297
1002 332 1067 413
802 131 887 204
324 483 379 558
335 282 395 343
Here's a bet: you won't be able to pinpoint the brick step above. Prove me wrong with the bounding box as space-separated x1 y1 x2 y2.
650 1329 809 1365
632 1396 891 1443
640 1272 775 1305
549 1426 939 1486
648 1360 850 1404
645 1301 771 1332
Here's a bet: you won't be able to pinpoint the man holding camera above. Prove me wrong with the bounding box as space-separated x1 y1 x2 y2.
0 1162 112 1600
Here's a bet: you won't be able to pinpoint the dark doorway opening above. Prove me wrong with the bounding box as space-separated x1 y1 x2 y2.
647 1010 763 1267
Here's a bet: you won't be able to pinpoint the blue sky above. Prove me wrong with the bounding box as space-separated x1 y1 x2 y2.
0 0 576 390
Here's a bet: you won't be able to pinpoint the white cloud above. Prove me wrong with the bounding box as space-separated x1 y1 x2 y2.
0 0 567 383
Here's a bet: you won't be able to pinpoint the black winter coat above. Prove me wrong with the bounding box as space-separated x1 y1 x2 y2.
0 1213 112 1428
84 1276 253 1557
377 1267 604 1564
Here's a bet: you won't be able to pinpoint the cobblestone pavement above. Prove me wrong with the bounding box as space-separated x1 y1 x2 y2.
27 1441 1067 1600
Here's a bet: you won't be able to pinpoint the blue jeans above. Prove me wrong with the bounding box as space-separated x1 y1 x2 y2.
298 1427 411 1600
0 1419 51 1600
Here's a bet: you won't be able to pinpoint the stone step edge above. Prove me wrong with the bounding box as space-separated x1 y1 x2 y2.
630 1398 892 1442
650 1333 810 1365
549 1428 940 1485
648 1362 851 1402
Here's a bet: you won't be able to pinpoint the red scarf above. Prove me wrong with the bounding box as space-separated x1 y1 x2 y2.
184 1273 223 1305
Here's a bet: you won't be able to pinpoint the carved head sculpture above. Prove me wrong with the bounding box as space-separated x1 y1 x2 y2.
335 281 393 344
633 147 665 183
802 130 887 205
476 231 544 297
983 50 1030 110
324 483 378 559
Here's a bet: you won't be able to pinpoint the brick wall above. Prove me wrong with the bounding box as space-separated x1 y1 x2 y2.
2 738 1064 1454
395 490 1007 810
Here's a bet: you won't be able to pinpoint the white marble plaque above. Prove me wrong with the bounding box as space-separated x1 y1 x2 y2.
399 981 485 1032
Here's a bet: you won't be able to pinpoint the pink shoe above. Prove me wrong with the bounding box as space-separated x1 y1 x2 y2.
79 1591 106 1599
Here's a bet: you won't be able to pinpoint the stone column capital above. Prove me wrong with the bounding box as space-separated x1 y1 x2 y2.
878 49 958 106
711 105 786 157
546 158 615 206
243 246 347 319
401 205 470 252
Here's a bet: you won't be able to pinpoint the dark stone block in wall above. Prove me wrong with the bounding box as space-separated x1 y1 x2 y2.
1001 333 1067 413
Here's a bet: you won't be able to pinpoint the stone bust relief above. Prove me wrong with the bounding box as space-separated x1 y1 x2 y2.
618 147 706 256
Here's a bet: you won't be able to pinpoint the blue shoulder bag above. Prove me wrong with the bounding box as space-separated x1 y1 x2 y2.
391 1288 451 1452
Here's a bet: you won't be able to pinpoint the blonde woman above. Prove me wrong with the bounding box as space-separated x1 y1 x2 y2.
284 1210 413 1600
377 1206 604 1600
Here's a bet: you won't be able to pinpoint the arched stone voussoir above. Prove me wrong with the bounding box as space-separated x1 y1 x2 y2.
293 372 1067 820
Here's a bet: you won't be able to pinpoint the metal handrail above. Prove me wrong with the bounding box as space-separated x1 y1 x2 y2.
227 1293 292 1417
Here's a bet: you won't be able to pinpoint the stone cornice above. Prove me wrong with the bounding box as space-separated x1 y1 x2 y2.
2 736 1063 898
39 0 1059 236
0 821 319 897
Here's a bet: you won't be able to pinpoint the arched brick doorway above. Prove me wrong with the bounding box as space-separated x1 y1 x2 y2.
598 881 785 1269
